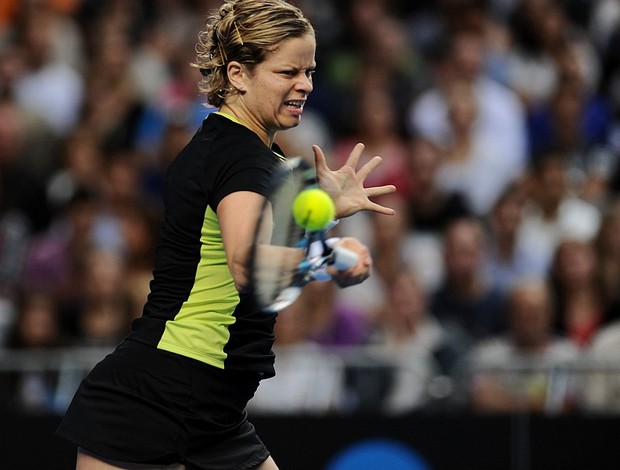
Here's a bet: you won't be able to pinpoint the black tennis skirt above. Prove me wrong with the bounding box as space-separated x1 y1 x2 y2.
57 340 270 470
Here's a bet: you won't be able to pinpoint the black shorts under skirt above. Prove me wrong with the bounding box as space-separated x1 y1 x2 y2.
57 340 270 470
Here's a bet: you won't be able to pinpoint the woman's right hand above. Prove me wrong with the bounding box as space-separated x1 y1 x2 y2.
327 236 372 288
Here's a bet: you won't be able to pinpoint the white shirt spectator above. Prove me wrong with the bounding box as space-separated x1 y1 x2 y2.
409 75 527 179
13 61 84 137
581 321 620 413
466 335 581 412
518 196 602 272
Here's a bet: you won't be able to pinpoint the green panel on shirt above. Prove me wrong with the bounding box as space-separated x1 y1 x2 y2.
158 205 239 368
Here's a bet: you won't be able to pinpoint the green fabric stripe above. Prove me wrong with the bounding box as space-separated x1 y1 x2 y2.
157 205 239 368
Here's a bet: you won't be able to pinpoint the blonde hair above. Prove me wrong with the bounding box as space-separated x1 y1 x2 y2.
193 0 314 108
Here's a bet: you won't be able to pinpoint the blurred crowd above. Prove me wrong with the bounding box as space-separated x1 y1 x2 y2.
2 0 620 416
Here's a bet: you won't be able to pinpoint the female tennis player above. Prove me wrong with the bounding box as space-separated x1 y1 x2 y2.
57 1 395 469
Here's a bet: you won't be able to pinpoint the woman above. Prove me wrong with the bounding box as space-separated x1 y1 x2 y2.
57 1 395 469
549 238 608 347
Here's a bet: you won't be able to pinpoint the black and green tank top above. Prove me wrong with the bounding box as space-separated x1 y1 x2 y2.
129 112 283 376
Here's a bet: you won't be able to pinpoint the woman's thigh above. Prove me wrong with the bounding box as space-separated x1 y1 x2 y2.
256 456 279 470
76 448 185 470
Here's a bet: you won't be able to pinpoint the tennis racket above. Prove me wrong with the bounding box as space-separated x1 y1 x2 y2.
248 156 359 313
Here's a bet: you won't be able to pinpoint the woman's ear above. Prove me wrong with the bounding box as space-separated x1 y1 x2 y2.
227 61 246 92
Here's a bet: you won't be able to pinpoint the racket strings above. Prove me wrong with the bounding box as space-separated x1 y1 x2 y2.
249 157 322 311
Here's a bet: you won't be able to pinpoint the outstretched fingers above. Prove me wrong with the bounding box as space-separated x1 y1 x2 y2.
365 199 397 215
312 142 397 217
356 155 384 182
312 144 328 170
343 142 365 169
366 184 397 199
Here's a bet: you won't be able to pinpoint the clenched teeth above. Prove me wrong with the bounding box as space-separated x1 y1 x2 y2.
285 100 305 108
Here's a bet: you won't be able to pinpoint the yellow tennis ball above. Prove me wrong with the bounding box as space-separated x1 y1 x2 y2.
292 188 335 231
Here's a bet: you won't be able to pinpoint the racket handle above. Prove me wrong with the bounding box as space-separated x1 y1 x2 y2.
331 246 359 271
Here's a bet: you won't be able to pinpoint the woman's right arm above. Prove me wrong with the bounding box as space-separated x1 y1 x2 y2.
218 190 375 294
217 190 265 292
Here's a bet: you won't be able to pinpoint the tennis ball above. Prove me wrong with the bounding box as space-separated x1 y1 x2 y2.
292 188 335 231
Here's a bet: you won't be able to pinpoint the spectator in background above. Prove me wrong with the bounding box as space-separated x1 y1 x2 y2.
292 0 342 57
351 14 424 131
320 0 423 136
595 199 620 315
10 7 84 137
464 277 580 413
588 0 620 54
248 284 345 415
367 268 457 413
65 248 132 345
4 290 66 413
434 79 525 216
75 296 132 348
331 86 409 195
408 28 527 183
404 0 494 62
519 149 602 273
430 216 507 346
5 290 64 350
0 41 61 188
391 184 448 295
136 114 200 213
21 189 101 309
0 99 53 233
125 0 199 107
101 150 146 211
581 317 620 413
291 280 371 349
549 238 614 348
506 0 601 110
0 204 29 345
505 0 566 110
114 201 157 321
526 48 615 206
596 0 620 152
403 136 470 234
0 102 40 338
528 45 611 156
337 193 441 318
13 0 86 71
438 0 493 37
45 128 105 213
483 181 547 295
79 25 145 155
132 21 213 168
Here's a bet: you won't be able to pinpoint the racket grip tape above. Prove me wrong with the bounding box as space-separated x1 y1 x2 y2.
331 246 359 271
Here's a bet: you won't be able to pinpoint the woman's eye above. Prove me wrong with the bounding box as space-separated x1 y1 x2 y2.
280 69 315 78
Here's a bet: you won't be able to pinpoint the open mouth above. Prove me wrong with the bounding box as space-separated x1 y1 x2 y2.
284 100 305 110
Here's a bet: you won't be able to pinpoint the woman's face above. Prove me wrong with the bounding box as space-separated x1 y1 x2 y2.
446 81 477 132
554 240 596 287
239 33 316 142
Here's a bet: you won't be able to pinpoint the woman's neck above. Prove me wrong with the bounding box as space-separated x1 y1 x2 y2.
446 133 472 162
218 105 274 147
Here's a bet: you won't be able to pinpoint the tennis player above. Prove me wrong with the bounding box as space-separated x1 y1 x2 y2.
57 1 395 469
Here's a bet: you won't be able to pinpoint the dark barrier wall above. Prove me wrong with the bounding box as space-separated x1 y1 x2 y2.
4 413 620 470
